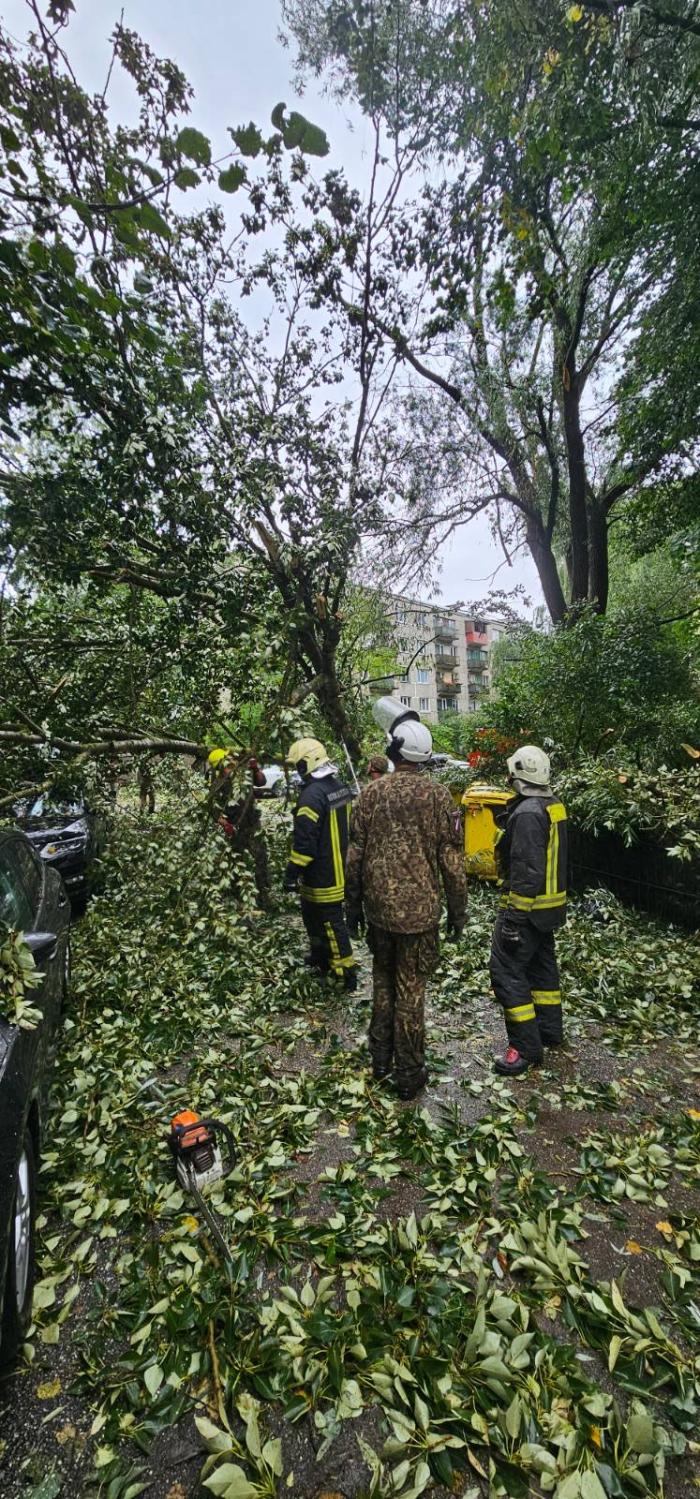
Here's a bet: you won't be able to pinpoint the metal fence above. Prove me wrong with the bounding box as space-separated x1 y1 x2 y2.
568 825 700 931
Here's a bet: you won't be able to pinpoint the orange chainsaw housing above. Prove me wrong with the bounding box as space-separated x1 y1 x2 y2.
170 1109 211 1149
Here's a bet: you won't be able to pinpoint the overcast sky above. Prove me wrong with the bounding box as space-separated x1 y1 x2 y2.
3 0 543 613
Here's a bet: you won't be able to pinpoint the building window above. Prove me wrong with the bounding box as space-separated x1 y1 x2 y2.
474 618 486 633
400 695 411 707
416 667 429 683
437 697 451 713
419 696 430 712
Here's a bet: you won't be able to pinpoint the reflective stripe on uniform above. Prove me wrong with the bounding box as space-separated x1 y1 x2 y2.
324 921 354 972
299 883 345 903
546 803 566 898
532 989 561 1005
505 889 566 912
505 1003 536 1023
290 850 313 867
329 808 343 888
546 818 558 896
296 805 319 823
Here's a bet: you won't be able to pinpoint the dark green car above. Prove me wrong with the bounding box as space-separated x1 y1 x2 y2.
0 828 71 1363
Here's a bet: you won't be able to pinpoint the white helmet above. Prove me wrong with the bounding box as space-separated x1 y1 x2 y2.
372 695 433 764
394 719 433 763
507 744 551 787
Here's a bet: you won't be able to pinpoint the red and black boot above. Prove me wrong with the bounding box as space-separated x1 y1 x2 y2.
493 1046 531 1077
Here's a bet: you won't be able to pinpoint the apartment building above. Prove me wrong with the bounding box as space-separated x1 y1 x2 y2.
383 596 505 722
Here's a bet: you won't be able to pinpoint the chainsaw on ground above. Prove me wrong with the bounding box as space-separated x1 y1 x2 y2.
166 1109 236 1269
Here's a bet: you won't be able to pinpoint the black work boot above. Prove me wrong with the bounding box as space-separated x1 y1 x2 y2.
493 1046 535 1077
396 1067 428 1101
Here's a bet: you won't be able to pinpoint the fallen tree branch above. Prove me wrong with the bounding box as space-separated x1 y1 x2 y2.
0 730 204 757
0 779 53 811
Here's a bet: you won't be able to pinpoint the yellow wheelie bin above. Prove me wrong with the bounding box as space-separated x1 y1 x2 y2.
461 783 514 881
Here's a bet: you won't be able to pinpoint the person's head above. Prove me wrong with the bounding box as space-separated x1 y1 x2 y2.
506 744 551 795
208 747 235 778
286 737 329 782
367 754 389 781
371 696 433 768
387 719 433 769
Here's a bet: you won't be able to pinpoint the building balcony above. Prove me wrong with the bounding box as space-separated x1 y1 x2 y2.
466 628 488 645
435 649 458 668
468 678 489 694
437 673 461 696
467 651 488 670
434 617 457 642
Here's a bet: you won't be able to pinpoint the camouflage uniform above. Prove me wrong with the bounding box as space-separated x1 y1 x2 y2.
345 770 466 1091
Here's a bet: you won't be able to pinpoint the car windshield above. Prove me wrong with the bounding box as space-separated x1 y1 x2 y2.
15 796 84 819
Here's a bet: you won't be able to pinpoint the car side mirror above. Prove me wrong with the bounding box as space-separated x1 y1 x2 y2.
24 931 58 963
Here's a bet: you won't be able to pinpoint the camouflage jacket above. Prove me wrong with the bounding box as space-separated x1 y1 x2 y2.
345 769 467 933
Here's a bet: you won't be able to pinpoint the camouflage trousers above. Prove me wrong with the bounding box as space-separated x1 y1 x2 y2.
368 925 439 1090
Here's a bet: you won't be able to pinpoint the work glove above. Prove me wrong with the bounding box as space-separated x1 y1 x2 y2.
346 905 365 940
445 915 464 943
282 865 299 893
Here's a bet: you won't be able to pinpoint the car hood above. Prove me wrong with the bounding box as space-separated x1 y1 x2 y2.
21 815 88 837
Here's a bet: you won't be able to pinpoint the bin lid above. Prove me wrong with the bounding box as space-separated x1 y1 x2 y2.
461 783 515 806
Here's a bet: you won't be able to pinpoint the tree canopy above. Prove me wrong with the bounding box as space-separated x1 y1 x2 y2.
0 0 697 796
283 0 700 621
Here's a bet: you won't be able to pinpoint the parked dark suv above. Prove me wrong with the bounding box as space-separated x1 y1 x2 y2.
14 796 105 913
0 828 70 1364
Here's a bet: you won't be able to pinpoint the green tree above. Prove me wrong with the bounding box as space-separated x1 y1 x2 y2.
484 606 699 766
0 4 386 773
283 0 699 621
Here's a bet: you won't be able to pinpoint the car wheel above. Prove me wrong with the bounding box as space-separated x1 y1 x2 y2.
0 1128 37 1365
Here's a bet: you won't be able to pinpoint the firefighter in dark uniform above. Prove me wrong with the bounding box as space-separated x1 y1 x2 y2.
490 743 567 1076
283 738 357 991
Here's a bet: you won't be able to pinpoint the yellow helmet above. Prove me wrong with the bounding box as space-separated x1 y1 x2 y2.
286 737 328 776
208 747 234 768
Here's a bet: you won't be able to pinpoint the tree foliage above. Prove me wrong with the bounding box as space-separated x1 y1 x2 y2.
0 4 392 795
11 799 700 1496
283 0 700 621
486 606 699 767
